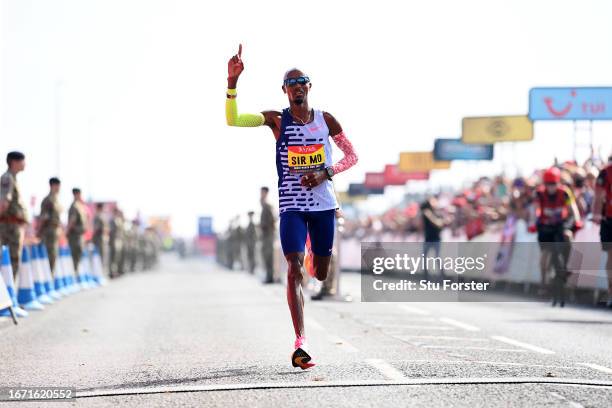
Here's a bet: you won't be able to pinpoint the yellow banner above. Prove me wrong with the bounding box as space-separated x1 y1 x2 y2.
398 152 451 172
337 191 366 203
462 115 533 144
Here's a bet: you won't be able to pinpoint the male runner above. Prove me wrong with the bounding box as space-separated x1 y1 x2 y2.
592 155 612 307
225 44 358 369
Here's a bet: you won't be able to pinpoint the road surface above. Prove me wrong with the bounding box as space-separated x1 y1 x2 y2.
2 257 612 407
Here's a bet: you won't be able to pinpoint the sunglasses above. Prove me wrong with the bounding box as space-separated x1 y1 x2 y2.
284 76 310 86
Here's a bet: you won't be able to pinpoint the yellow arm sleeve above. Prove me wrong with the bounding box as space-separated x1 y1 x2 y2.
225 89 265 127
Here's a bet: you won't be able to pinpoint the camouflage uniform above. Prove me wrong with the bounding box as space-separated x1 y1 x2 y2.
92 212 108 267
67 200 87 271
38 192 62 273
109 213 125 277
124 223 139 272
245 218 257 274
260 200 276 282
0 170 28 279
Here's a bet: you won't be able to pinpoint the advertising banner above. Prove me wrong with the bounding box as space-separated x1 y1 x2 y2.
462 115 533 143
529 87 612 121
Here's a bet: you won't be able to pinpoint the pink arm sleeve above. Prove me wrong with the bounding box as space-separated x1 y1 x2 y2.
330 131 358 174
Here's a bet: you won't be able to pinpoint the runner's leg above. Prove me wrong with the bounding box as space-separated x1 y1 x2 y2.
307 210 336 282
280 211 308 338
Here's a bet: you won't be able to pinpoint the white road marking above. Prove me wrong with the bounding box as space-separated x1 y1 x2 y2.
395 335 489 342
579 363 612 375
382 325 455 331
360 317 438 324
406 360 585 369
438 317 481 332
422 345 528 353
549 391 585 408
415 360 587 370
398 305 431 315
365 359 406 380
490 335 555 355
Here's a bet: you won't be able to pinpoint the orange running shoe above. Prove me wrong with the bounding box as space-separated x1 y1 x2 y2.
292 336 315 369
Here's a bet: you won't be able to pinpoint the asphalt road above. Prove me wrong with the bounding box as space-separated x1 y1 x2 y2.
2 256 612 407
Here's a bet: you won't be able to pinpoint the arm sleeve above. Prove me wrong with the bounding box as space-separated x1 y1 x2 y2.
330 131 358 174
225 90 265 127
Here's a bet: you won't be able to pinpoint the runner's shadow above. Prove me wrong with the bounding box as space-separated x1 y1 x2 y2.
79 367 260 392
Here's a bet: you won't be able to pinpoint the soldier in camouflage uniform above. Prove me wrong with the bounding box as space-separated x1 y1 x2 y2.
37 177 63 273
92 203 108 267
245 211 257 274
67 188 87 272
124 219 140 272
260 186 276 283
0 152 28 279
109 208 125 278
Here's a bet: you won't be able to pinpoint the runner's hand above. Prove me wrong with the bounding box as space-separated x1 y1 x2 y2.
227 44 244 80
300 171 326 188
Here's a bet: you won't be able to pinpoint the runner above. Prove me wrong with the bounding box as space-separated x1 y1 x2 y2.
592 155 612 308
528 167 581 306
225 44 358 369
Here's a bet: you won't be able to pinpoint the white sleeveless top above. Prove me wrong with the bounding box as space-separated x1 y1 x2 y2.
275 108 339 214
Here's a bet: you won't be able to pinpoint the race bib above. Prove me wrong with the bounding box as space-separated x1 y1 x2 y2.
287 145 326 174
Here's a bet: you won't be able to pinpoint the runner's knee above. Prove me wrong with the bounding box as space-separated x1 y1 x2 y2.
286 254 303 281
313 255 331 281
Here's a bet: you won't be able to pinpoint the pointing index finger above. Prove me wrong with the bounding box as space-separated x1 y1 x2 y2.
238 44 242 58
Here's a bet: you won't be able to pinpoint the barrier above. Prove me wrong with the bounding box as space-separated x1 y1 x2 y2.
0 246 28 317
31 245 54 305
52 246 68 296
17 246 45 311
339 220 610 291
60 246 79 294
0 245 27 319
39 244 62 301
85 246 99 287
77 247 93 289
91 246 107 286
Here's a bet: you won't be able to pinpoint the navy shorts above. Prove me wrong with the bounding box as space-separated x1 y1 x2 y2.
279 210 336 257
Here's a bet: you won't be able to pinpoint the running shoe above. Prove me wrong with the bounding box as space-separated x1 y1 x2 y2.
292 335 315 369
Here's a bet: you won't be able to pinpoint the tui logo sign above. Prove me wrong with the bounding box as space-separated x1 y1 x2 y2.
529 87 612 121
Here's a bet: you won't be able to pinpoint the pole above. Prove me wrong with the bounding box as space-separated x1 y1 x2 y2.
572 120 577 162
54 80 63 177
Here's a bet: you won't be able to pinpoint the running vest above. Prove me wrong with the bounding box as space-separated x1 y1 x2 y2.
535 186 571 225
276 108 338 214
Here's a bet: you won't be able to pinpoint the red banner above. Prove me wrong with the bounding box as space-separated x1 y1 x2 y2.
383 165 429 185
364 172 386 189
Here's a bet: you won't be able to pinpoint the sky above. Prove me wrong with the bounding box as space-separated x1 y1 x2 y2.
1 0 612 236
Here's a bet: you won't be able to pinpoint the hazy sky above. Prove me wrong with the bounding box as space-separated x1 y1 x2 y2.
2 0 611 235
